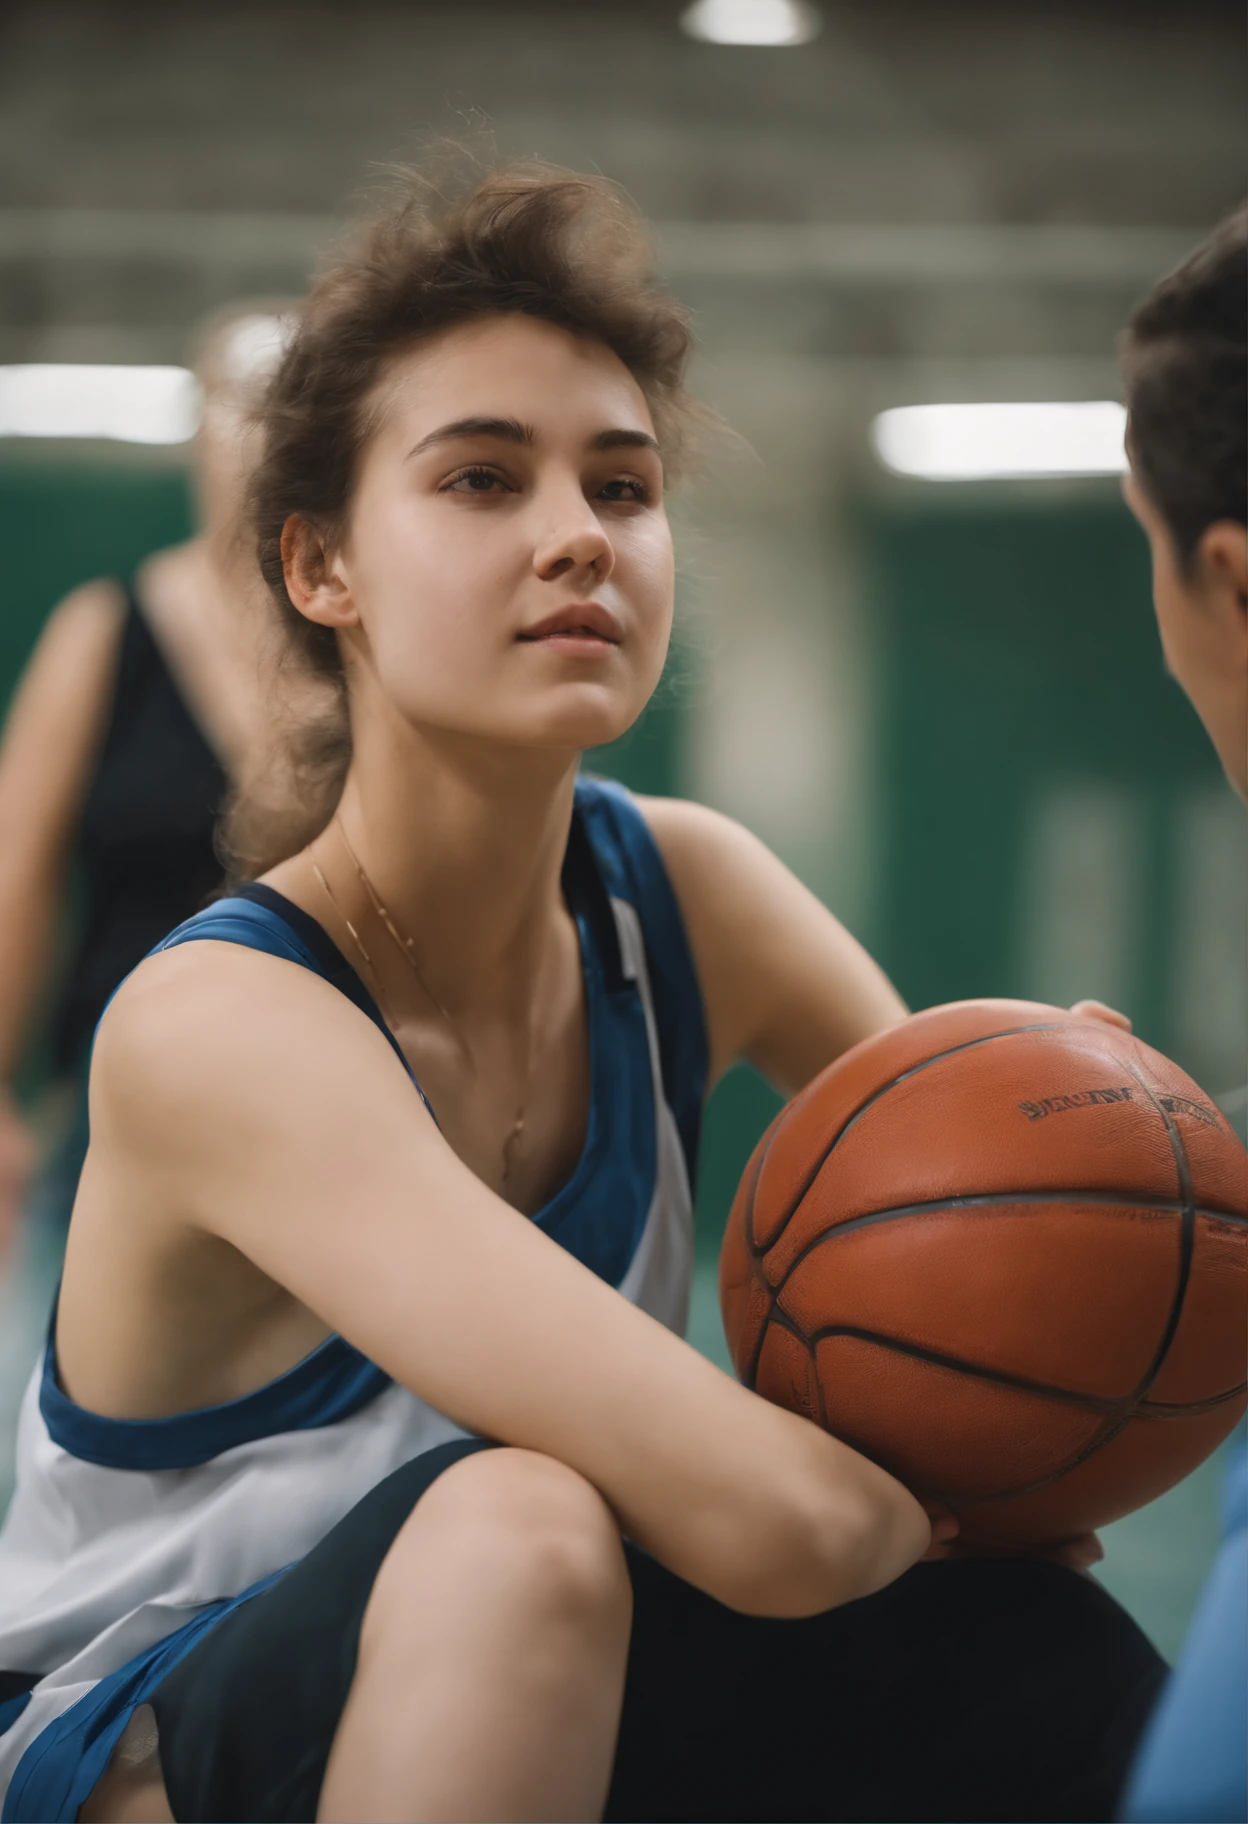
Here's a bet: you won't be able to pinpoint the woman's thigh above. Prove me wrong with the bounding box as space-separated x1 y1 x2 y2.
147 1438 500 1823
143 1438 629 1824
607 1550 1166 1824
99 1454 1165 1824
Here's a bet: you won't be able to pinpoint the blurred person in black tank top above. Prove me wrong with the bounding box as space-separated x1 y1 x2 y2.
0 304 307 1263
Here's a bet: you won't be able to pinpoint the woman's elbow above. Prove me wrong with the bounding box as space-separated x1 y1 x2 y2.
718 1479 931 1620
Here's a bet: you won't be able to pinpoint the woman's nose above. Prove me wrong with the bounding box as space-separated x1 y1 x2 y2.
533 490 614 583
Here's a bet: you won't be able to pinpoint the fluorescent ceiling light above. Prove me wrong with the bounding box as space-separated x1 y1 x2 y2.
0 364 200 443
871 401 1128 481
681 0 822 47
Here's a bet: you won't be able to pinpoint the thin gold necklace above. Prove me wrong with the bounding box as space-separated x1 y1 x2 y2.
310 818 536 1187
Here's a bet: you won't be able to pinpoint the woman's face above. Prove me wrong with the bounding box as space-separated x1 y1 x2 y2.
328 314 675 754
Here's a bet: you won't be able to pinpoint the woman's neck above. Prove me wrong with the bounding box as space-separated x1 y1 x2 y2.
322 720 582 1025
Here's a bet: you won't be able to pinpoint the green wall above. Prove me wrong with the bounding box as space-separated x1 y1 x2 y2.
0 457 194 718
863 489 1230 1073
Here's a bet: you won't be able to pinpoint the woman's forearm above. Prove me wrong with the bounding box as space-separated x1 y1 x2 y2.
579 1336 932 1618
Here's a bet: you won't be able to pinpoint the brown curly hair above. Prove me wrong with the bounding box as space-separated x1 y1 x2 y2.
224 160 700 877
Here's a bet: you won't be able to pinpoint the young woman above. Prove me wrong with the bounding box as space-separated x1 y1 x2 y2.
0 167 1160 1824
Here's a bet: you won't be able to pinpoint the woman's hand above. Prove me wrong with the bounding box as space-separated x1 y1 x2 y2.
1070 998 1133 1033
917 1501 1103 1572
919 1502 961 1561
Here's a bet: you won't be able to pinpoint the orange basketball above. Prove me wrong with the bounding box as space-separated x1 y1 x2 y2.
720 999 1248 1549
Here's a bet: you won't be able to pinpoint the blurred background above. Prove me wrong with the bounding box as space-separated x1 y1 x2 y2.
0 0 1244 1663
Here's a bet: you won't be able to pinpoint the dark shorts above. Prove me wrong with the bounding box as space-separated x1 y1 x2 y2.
149 1439 1164 1824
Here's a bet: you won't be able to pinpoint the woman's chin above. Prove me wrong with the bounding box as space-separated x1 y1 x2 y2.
507 687 649 755
549 711 642 753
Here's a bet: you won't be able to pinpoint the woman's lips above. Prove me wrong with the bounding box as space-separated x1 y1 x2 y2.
519 628 618 657
517 603 622 646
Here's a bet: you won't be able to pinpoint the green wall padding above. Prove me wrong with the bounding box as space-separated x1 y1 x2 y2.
0 458 194 715
863 488 1229 1070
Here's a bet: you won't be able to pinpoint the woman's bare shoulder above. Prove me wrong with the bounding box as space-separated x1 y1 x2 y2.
632 794 763 874
92 938 418 1158
627 793 743 887
45 574 128 630
33 577 129 683
7 578 128 732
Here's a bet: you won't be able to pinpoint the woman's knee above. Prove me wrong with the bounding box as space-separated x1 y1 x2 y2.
367 1448 631 1646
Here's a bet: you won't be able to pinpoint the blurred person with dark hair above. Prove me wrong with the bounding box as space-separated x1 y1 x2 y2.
0 305 300 1263
1117 203 1247 1824
1120 203 1247 814
0 165 1165 1824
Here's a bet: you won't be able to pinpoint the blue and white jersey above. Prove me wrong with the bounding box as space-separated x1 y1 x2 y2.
0 776 707 1822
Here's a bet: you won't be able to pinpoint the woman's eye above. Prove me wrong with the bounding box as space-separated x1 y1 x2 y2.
442 467 510 494
598 478 650 504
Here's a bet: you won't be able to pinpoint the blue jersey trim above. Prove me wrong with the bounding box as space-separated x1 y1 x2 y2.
575 777 708 1187
157 889 436 1124
1 1568 288 1824
44 785 700 1475
39 1314 389 1472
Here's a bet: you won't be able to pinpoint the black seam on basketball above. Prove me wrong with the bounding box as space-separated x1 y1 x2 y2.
1139 1385 1248 1415
810 1334 829 1430
1123 1057 1198 1412
742 1263 771 1391
768 1188 1243 1303
770 1311 1246 1506
742 1140 768 1261
772 1311 1136 1414
765 1023 1064 1251
768 1308 1248 1418
743 1280 768 1391
748 1021 1067 1345
763 1309 1100 1510
959 1059 1206 1504
742 1155 777 1389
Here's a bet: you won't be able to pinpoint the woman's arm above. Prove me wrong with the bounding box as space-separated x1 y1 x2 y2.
72 941 932 1620
0 582 126 1242
637 797 907 1096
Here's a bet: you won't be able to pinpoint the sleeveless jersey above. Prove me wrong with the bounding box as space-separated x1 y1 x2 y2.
0 777 707 1823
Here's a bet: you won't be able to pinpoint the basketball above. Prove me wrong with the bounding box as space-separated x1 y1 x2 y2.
720 999 1248 1549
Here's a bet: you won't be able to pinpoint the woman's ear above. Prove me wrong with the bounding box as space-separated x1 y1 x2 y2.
281 513 359 629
